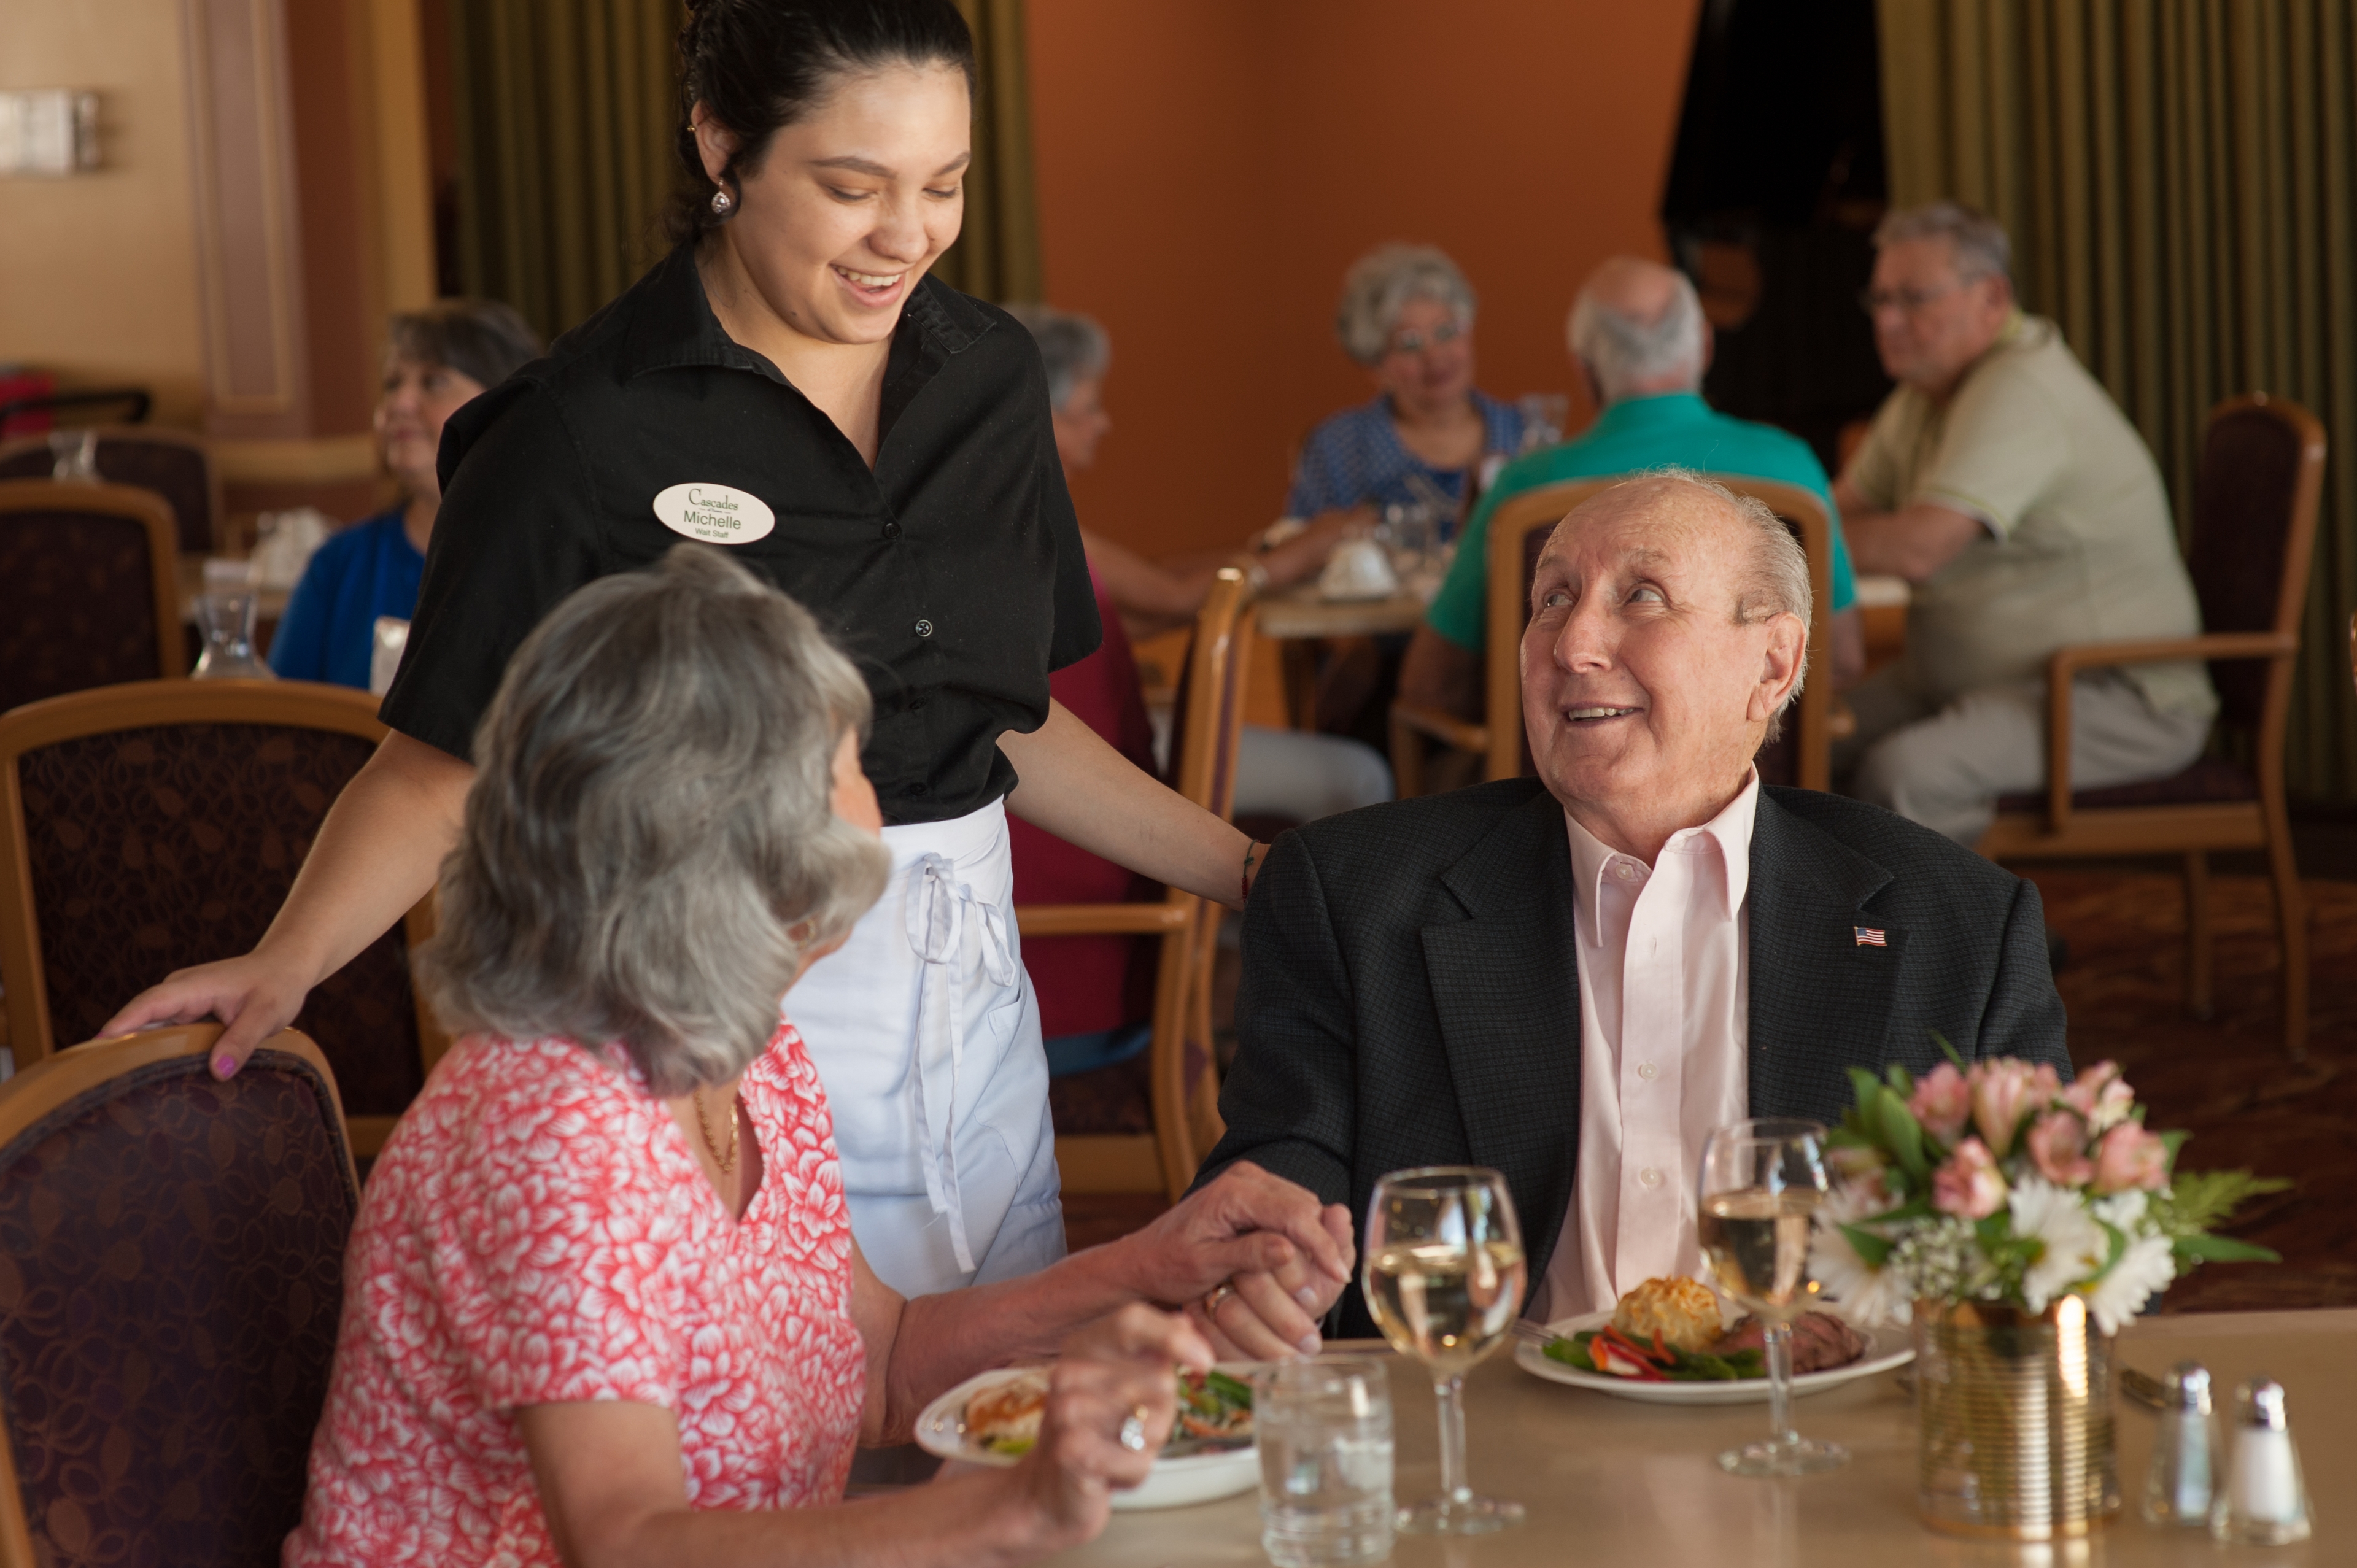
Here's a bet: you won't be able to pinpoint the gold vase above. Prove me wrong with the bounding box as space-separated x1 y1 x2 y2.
1915 1296 2121 1539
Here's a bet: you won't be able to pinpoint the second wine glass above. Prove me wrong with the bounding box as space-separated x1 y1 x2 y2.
1363 1165 1526 1534
1697 1118 1849 1477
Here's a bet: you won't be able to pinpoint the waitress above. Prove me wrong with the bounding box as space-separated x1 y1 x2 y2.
102 0 1269 1300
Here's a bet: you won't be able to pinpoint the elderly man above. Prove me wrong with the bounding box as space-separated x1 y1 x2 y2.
1202 472 2067 1335
1402 257 1864 724
1835 203 2215 843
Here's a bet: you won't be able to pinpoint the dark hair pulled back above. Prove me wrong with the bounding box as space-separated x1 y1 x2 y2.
669 0 976 245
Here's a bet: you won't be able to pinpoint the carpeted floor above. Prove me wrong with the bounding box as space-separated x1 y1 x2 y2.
1066 870 2357 1315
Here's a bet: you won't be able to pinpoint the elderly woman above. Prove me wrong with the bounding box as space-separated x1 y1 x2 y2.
286 545 1350 1564
268 299 541 689
1002 304 1391 1075
1287 244 1530 531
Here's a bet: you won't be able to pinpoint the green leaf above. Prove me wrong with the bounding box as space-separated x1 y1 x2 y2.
1874 1085 1930 1179
2088 1219 2128 1282
1975 1211 2014 1249
1884 1062 1917 1099
2153 1170 2294 1238
1932 1029 1968 1070
1841 1221 1895 1267
1864 1193 1937 1226
1542 1332 1598 1369
1848 1066 1885 1121
2172 1235 2282 1264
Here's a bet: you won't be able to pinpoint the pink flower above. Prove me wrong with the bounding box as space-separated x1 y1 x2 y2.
1968 1058 2061 1158
2062 1061 2137 1133
2092 1122 2172 1195
1908 1063 1973 1145
1932 1137 2010 1219
2024 1109 2096 1188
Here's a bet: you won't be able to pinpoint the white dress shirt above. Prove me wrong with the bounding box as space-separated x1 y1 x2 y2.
1532 772 1758 1321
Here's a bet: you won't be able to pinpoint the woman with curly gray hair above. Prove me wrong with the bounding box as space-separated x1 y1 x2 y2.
1286 242 1532 531
288 544 1352 1566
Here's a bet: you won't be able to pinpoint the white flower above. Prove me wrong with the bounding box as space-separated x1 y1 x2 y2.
1811 1181 1911 1327
2091 1189 2149 1232
2084 1232 2177 1334
2008 1176 2108 1312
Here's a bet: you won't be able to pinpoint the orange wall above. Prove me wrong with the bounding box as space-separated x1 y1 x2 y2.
1027 0 1703 558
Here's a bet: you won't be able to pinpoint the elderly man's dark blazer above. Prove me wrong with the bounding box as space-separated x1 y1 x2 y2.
1198 779 2069 1338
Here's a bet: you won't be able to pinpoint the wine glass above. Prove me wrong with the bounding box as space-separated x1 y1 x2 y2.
1697 1118 1849 1477
1363 1166 1526 1534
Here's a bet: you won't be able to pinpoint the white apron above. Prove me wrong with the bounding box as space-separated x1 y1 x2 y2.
785 798 1066 1297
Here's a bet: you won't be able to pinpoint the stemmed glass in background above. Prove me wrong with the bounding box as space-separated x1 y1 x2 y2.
1363 1166 1526 1534
1697 1118 1849 1477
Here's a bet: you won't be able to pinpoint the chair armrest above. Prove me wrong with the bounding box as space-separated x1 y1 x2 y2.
1388 701 1488 754
1015 902 1193 938
2038 633 2289 832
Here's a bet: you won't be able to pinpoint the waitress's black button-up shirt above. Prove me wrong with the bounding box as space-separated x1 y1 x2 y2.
381 243 1099 826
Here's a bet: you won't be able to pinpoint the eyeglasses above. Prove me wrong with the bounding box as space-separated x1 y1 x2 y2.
1857 282 1967 317
1385 317 1468 357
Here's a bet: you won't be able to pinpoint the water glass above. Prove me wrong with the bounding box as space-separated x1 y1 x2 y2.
192 558 274 681
48 429 97 482
1256 1356 1395 1568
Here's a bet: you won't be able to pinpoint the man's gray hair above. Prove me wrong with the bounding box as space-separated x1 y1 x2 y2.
1566 271 1707 402
420 544 891 1097
1002 301 1109 412
1334 243 1478 365
1628 466 1813 740
1873 200 2013 285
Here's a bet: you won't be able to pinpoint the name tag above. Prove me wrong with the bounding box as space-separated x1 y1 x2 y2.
652 482 775 546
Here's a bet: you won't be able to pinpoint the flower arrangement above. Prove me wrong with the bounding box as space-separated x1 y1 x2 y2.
1812 1046 2286 1334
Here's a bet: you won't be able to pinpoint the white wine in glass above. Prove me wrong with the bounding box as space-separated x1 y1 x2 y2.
1364 1167 1525 1534
1697 1118 1848 1477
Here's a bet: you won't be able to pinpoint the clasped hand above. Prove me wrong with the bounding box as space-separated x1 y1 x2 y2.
1109 1162 1355 1361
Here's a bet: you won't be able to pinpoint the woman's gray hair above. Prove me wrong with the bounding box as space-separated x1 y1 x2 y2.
1631 467 1813 741
1873 200 2013 285
1334 243 1477 365
1002 302 1110 412
420 543 891 1097
1566 271 1707 402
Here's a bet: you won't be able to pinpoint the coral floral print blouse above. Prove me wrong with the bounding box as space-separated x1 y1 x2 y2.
284 1023 866 1566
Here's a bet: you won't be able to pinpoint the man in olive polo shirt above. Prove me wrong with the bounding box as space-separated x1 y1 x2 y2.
1834 203 2215 844
1399 257 1864 723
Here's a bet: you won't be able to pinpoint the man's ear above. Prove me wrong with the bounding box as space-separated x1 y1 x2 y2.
1750 611 1808 723
689 101 739 185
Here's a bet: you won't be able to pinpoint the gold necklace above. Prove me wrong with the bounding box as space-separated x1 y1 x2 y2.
691 1086 740 1176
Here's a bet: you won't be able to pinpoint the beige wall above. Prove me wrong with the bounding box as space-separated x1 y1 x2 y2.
0 0 209 427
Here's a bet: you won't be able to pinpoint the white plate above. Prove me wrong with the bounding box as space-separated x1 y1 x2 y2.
1514 1311 1913 1405
914 1365 1260 1510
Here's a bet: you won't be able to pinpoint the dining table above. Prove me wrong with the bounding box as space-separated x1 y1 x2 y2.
1251 583 1431 732
1060 1308 2352 1567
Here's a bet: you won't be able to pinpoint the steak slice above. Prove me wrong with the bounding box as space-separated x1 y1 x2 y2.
1711 1310 1868 1373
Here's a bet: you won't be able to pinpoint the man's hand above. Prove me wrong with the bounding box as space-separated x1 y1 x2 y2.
1112 1162 1354 1360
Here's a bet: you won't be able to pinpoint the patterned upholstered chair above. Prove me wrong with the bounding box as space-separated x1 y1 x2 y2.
0 1023 357 1567
1978 393 2328 1059
0 481 184 713
0 681 448 1153
0 426 221 555
1031 569 1254 1202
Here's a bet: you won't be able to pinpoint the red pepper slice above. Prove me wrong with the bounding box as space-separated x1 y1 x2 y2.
1599 1324 1673 1369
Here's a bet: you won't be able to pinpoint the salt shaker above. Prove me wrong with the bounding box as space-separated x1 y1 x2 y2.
2212 1376 2311 1544
2140 1362 2220 1526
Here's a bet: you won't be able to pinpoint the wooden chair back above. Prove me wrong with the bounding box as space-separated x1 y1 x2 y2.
0 481 183 711
0 426 222 555
2183 394 2326 747
1027 569 1255 1200
0 1024 357 1568
0 681 446 1153
1481 478 1623 780
1706 475 1836 792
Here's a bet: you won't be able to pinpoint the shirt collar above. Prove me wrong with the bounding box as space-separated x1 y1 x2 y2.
616 241 993 381
1562 768 1760 929
1590 390 1710 434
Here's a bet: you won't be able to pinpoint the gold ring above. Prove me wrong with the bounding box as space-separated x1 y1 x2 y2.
1203 1280 1239 1318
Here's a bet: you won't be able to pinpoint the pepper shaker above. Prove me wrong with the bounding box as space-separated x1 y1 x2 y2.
2212 1376 2311 1544
2140 1362 2220 1526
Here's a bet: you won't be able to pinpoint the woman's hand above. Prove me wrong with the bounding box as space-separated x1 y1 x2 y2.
1113 1161 1355 1360
1004 1305 1215 1553
96 951 318 1078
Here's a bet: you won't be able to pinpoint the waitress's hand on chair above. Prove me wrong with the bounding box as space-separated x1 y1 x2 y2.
1113 1161 1353 1361
97 949 312 1080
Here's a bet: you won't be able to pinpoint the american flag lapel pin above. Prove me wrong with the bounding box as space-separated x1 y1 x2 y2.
1854 926 1887 947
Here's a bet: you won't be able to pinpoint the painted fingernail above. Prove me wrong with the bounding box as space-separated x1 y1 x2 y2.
211 1054 236 1078
1296 1332 1322 1356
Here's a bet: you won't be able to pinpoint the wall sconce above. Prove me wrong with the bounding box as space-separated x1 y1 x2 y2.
0 91 103 176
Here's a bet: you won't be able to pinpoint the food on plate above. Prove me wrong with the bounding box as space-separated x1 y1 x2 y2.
1609 1275 1723 1353
1542 1277 1869 1383
964 1367 1255 1458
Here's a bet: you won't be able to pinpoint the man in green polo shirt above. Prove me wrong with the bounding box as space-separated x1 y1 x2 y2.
1400 257 1862 722
1833 203 2214 845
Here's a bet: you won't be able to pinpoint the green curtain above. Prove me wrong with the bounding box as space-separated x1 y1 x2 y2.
1877 0 2357 804
449 0 1040 340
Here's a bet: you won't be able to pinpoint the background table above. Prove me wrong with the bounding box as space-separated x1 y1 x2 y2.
1252 586 1428 732
1064 1310 2351 1567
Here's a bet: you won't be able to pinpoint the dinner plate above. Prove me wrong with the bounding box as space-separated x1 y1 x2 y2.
1513 1311 1913 1405
914 1365 1260 1510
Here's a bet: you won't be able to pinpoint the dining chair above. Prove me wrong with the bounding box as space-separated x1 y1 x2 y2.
0 679 449 1151
1028 568 1255 1202
1717 475 1841 794
1976 393 2328 1060
0 425 222 555
0 480 184 713
0 1023 358 1568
